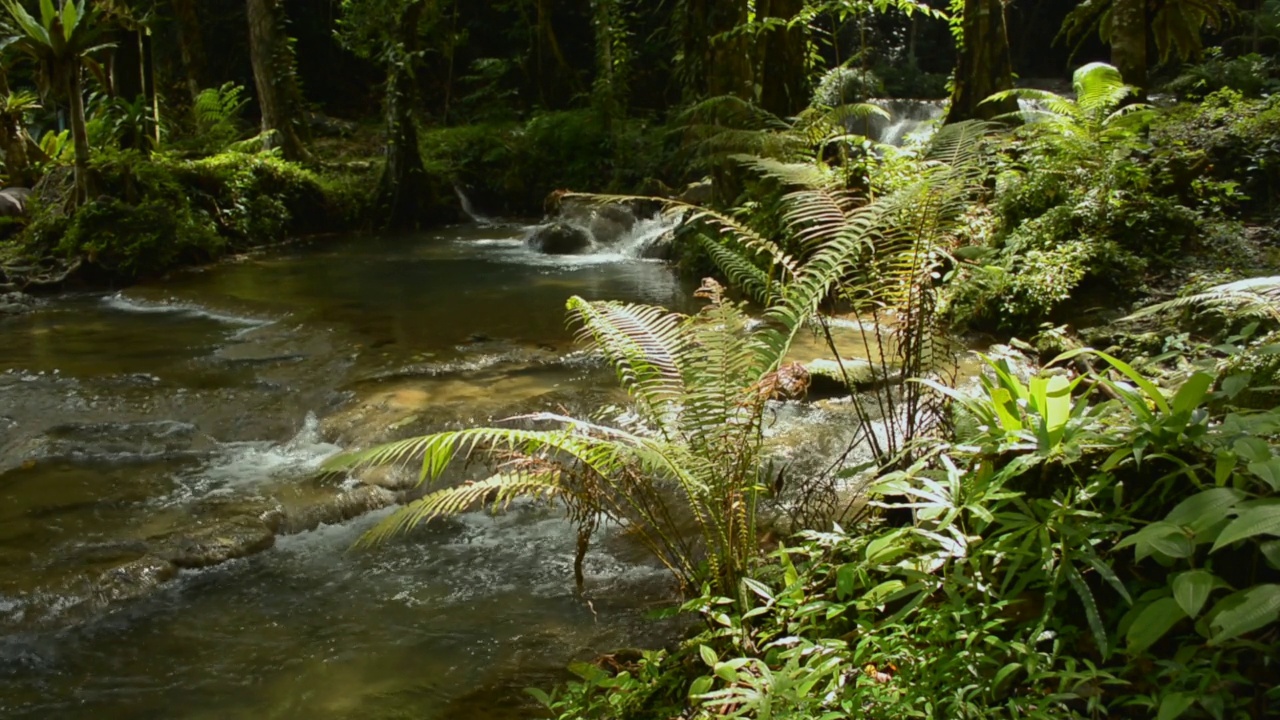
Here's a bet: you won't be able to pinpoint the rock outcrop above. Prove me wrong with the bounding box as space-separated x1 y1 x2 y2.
525 222 592 255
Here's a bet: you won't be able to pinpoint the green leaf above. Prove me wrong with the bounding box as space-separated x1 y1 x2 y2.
698 645 718 668
836 563 858 599
1233 437 1272 464
1249 458 1280 492
1067 565 1109 656
525 688 552 707
1119 521 1195 560
1126 597 1186 654
1261 540 1280 571
1164 488 1245 532
1158 692 1197 720
1221 373 1251 399
863 580 906 608
1172 570 1216 618
1209 584 1280 644
1210 506 1280 553
1172 373 1214 415
689 675 714 699
865 529 909 564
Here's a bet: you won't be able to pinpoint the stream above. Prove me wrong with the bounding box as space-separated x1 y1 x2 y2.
0 218 715 718
0 213 879 718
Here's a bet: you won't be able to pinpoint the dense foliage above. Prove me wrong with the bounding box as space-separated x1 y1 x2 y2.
0 0 1278 718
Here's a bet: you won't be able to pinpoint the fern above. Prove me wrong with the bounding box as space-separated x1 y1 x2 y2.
1125 276 1280 323
190 82 251 153
986 63 1152 146
694 121 991 524
329 288 798 594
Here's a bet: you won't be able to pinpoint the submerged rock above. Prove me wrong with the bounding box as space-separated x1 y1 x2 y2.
804 358 899 398
526 222 592 255
0 292 35 316
94 555 178 605
155 516 276 569
277 485 400 535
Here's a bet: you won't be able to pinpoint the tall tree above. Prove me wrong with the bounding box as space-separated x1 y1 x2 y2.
2 0 106 204
680 0 754 102
246 0 307 161
1061 0 1235 93
757 0 809 118
945 0 1018 123
339 0 451 228
170 0 207 102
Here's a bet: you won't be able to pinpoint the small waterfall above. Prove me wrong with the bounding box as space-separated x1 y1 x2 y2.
454 185 498 226
525 196 683 260
862 99 948 147
615 212 682 259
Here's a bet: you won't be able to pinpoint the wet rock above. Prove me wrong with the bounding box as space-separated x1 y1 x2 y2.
93 555 178 605
354 465 420 492
588 205 637 245
526 222 592 255
0 292 35 316
278 485 400 535
803 358 898 398
677 180 714 206
636 229 677 260
155 516 276 569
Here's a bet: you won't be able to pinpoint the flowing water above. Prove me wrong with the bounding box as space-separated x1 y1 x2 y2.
0 220 721 719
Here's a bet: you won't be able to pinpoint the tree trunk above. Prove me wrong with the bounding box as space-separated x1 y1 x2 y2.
67 66 94 205
682 0 753 102
945 0 1018 124
171 0 207 103
247 0 307 161
377 0 447 229
757 0 809 118
1109 0 1147 96
535 0 579 106
111 28 143 100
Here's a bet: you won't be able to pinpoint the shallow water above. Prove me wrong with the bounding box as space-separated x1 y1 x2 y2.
0 223 700 718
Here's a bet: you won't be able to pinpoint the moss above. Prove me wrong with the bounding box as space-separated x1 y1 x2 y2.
58 198 223 280
17 149 375 283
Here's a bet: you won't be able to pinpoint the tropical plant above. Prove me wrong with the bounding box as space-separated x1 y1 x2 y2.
694 121 991 490
0 0 111 204
330 280 812 594
986 62 1152 146
1060 0 1238 83
539 349 1280 719
188 82 251 154
1127 275 1280 323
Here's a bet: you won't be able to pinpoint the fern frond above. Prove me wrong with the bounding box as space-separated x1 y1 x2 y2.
732 154 834 188
1124 276 1280 322
567 298 689 419
360 471 567 546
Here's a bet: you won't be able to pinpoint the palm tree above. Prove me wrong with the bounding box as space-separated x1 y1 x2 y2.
1 0 108 204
